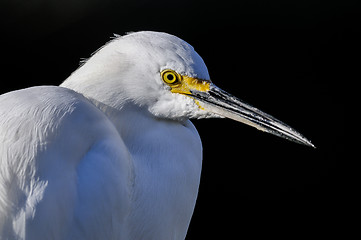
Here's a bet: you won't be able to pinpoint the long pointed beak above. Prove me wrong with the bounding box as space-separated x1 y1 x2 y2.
191 84 315 147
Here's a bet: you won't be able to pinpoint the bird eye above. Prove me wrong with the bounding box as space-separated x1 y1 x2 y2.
161 70 180 85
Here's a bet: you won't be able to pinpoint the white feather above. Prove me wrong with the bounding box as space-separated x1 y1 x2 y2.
0 31 207 239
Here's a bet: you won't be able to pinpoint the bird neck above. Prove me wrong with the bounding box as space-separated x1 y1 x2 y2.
87 97 155 141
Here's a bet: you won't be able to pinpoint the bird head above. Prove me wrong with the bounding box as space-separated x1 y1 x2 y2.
62 31 314 147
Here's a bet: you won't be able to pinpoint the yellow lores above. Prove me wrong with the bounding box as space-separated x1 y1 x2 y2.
161 69 210 95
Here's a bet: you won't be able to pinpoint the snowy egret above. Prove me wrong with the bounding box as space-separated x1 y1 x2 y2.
0 31 313 240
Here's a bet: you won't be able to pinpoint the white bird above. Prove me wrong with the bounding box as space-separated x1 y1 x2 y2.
0 31 313 240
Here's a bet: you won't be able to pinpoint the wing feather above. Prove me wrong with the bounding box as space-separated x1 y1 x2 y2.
0 86 131 239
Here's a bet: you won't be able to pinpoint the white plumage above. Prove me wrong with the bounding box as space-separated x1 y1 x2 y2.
0 31 313 240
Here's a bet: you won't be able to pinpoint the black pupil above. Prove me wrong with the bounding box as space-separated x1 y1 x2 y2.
167 74 175 81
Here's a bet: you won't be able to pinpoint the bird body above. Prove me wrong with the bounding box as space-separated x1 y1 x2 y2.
0 31 313 239
0 85 201 239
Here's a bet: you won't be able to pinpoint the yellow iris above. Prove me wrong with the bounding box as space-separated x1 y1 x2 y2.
161 69 210 95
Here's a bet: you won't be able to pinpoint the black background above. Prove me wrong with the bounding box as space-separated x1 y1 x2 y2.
1 0 353 238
